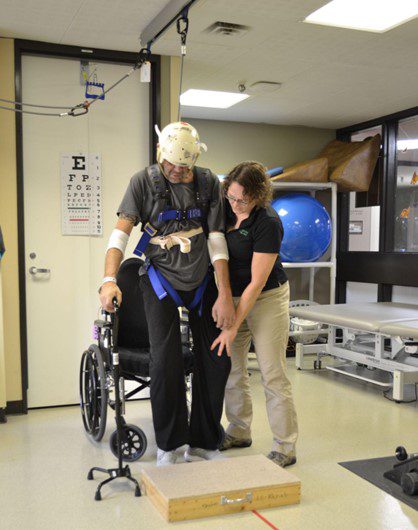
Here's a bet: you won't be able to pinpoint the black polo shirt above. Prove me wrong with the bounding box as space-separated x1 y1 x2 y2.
225 201 288 296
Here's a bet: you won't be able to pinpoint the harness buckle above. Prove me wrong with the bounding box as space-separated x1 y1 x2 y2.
143 223 158 237
176 210 189 221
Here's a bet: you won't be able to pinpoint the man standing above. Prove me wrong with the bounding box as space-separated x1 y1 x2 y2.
99 122 234 466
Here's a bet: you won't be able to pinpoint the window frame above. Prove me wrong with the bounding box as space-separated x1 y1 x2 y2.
336 105 418 303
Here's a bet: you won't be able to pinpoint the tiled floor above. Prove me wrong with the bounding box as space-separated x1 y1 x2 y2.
1 359 418 530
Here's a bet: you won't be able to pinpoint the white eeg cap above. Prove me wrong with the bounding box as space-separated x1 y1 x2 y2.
155 121 207 168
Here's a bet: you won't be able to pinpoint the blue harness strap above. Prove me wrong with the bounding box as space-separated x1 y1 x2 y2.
146 264 168 301
188 273 209 312
157 207 204 223
147 262 209 316
133 222 158 258
134 207 205 257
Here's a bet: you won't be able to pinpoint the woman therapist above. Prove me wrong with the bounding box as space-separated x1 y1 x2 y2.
212 161 298 467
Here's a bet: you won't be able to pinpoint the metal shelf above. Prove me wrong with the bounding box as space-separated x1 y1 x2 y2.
272 182 334 191
283 262 333 269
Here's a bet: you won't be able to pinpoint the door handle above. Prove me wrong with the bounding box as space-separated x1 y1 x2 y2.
29 266 51 275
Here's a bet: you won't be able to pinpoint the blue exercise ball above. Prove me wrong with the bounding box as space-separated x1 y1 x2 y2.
271 193 332 262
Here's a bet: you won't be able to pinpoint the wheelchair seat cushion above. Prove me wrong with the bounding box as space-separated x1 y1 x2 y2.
119 345 194 378
119 347 151 377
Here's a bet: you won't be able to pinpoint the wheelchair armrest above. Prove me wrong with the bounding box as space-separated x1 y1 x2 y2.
94 319 112 329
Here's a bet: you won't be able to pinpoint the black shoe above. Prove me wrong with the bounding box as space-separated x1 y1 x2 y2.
219 433 252 451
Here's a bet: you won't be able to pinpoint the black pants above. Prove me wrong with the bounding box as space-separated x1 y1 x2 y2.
139 272 231 451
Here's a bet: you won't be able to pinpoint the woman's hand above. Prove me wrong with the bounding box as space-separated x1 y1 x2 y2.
211 326 238 357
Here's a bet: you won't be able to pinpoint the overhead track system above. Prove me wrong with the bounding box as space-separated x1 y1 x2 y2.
0 0 200 118
140 0 198 48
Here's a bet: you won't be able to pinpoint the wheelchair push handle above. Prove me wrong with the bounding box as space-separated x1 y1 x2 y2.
112 297 120 312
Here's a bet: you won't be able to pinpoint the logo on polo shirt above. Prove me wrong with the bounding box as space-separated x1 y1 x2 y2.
239 229 248 237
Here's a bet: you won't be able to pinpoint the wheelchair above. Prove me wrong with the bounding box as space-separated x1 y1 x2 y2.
79 257 194 462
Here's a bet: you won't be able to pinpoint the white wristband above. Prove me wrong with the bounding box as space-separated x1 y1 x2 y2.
102 276 117 285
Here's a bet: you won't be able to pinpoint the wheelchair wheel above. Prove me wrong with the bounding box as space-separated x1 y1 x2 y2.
80 345 108 442
109 424 147 462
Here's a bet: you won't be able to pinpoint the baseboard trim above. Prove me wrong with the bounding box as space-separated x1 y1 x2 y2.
6 400 26 415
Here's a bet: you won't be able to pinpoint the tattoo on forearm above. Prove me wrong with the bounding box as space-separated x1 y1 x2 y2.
119 213 138 224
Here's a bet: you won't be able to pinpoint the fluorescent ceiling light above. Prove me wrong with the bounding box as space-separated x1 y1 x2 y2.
397 139 418 150
180 89 249 109
304 0 418 33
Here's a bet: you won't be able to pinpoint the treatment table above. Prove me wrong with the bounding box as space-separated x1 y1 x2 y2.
289 302 418 402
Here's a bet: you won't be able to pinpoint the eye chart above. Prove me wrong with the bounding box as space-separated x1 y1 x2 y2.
61 153 102 236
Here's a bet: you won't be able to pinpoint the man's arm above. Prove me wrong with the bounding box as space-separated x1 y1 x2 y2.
211 257 235 329
205 175 235 329
207 230 235 329
99 215 136 312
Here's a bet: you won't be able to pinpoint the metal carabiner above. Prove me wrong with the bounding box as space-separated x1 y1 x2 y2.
65 103 89 117
176 14 189 45
134 47 151 70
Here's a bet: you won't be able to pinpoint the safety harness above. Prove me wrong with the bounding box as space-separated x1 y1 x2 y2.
133 164 212 313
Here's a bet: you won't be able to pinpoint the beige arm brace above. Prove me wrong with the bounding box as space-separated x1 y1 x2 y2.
107 228 129 257
207 231 229 264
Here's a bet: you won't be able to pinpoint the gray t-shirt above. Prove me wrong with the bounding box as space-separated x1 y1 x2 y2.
117 166 224 291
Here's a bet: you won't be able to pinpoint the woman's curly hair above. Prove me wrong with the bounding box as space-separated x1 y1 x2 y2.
223 161 272 207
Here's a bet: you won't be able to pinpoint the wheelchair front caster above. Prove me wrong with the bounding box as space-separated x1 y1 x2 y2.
313 360 322 370
401 472 418 496
396 446 408 461
110 424 147 462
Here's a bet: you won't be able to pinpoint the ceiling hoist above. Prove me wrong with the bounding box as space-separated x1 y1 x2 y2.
176 10 188 121
0 0 195 118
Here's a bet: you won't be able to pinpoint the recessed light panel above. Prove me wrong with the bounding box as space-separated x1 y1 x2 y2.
304 0 418 33
180 89 249 109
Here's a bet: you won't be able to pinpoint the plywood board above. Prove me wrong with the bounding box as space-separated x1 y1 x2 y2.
141 454 301 522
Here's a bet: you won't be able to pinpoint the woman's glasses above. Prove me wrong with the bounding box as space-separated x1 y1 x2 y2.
225 193 249 206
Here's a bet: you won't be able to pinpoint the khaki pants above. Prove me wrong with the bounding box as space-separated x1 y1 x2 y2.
225 282 298 455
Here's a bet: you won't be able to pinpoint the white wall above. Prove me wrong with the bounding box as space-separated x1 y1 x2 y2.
346 282 378 303
392 286 418 304
187 118 335 175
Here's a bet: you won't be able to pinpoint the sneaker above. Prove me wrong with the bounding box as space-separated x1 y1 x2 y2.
219 433 252 451
267 451 297 468
157 449 178 467
184 447 226 462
